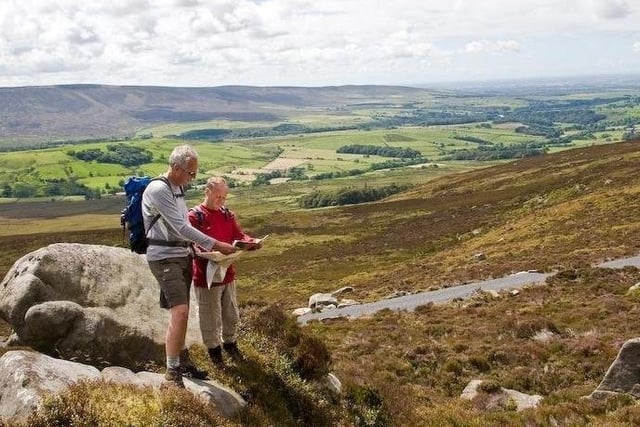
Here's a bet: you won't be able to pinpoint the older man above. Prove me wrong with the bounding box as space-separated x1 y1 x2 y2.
143 145 237 387
189 176 262 365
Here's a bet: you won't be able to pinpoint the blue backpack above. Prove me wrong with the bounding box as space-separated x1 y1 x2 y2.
120 176 169 254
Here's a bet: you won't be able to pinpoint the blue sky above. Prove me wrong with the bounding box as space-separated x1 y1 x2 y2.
1 0 639 88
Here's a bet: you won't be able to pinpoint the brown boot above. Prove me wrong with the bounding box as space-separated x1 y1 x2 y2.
164 366 185 388
180 348 208 379
223 342 243 360
208 346 224 365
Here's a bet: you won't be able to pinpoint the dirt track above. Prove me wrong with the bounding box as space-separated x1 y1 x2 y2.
297 255 640 324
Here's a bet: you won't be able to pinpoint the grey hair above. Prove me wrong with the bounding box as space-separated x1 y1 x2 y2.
206 176 227 189
169 145 198 168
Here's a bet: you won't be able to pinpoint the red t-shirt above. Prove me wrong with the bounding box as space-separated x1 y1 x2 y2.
188 204 249 287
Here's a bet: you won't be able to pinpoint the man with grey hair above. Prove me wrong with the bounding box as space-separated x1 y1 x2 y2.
143 144 237 387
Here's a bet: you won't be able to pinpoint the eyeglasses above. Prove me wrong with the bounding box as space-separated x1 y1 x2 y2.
179 167 197 178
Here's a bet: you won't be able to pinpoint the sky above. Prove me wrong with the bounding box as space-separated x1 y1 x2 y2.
1 0 639 88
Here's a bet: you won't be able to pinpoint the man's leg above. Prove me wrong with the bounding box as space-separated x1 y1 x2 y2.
166 303 190 360
221 282 242 358
196 285 225 364
221 281 239 344
149 257 192 387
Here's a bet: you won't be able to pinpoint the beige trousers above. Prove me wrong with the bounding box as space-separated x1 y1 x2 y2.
194 281 239 349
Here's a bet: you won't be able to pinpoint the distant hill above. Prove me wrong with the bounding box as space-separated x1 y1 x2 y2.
0 84 432 142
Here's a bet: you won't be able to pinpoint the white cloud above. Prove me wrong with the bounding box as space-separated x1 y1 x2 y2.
634 42 640 53
0 0 639 86
464 40 522 54
591 0 631 19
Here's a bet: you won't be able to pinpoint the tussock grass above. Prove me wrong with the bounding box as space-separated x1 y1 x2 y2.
25 380 236 427
307 266 640 425
4 305 353 427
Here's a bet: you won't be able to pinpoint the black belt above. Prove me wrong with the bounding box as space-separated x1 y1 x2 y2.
147 239 190 248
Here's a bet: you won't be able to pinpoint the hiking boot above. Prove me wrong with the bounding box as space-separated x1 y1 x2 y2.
179 348 208 379
223 342 243 360
165 366 185 388
208 346 224 365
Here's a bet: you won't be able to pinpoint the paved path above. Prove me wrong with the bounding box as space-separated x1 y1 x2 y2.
297 255 640 325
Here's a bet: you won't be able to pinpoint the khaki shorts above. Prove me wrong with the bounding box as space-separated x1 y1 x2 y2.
148 257 192 309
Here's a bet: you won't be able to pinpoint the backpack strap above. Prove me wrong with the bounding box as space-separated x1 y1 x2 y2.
146 214 162 235
144 177 172 236
155 176 184 199
191 206 205 227
221 206 233 220
190 205 232 225
147 239 190 247
145 176 188 247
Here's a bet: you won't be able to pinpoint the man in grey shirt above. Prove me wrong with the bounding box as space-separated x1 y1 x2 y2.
143 144 236 387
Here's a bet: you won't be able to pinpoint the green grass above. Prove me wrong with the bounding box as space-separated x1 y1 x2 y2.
4 140 640 425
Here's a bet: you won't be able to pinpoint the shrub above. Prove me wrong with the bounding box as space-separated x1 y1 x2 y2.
344 384 392 427
245 304 332 380
26 380 234 427
468 355 492 373
292 334 332 380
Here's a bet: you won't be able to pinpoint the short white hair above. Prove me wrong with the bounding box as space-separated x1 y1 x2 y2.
169 145 198 168
206 176 227 190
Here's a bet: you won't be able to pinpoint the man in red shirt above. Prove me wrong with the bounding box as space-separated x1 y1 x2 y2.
189 176 261 365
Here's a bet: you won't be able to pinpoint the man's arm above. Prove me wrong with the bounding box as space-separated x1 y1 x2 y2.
145 181 216 251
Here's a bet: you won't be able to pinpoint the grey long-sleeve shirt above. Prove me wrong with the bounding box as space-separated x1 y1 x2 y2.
141 177 216 261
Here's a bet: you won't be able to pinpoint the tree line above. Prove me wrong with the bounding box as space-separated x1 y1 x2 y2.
298 184 411 208
336 144 422 158
444 142 547 161
67 144 153 167
250 157 428 186
1 177 101 200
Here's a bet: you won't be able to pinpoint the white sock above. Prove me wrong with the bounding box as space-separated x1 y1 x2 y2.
167 356 180 369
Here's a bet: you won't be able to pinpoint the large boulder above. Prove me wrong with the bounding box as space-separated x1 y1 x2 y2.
0 243 203 369
0 350 100 422
0 350 246 424
589 337 640 400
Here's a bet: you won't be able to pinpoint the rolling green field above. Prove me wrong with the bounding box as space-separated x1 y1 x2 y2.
2 82 639 202
0 123 601 199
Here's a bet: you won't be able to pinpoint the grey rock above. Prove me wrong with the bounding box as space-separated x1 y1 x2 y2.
100 365 246 418
589 337 640 400
326 372 342 395
292 307 312 316
337 299 360 308
461 379 543 411
308 293 338 309
331 286 354 296
0 350 100 423
0 350 246 423
0 243 203 368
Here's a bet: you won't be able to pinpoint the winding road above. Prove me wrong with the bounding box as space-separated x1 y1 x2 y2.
297 255 640 325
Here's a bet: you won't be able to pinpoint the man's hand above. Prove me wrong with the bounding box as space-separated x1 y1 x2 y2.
215 241 238 255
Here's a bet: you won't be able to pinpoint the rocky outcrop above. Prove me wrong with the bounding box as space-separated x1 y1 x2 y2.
293 287 361 317
0 243 203 369
589 337 640 399
461 379 543 411
0 350 99 422
0 350 246 424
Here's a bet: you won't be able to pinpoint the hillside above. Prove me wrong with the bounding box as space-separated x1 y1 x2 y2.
3 140 640 425
233 140 640 307
0 84 433 142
